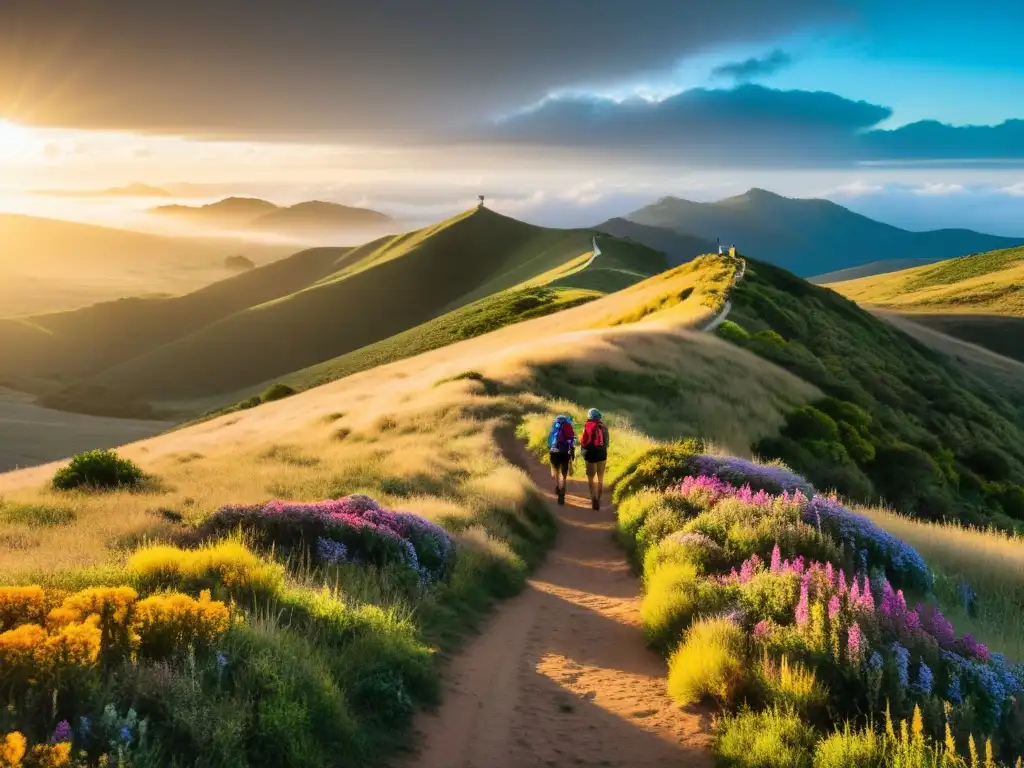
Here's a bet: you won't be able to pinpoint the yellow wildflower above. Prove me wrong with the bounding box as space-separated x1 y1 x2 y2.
29 742 72 768
0 731 26 766
0 587 46 631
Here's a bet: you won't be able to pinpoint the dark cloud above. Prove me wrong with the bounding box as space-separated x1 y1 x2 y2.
862 120 1024 161
0 0 843 137
711 50 793 82
483 85 892 166
480 85 1024 166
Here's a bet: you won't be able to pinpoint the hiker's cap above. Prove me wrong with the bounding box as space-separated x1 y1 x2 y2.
587 408 601 421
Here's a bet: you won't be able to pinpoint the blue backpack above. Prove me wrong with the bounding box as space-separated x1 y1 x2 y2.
548 416 573 453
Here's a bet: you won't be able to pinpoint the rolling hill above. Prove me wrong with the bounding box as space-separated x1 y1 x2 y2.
592 217 715 266
151 196 395 236
0 213 292 317
825 246 1024 361
0 208 671 410
627 187 1024 277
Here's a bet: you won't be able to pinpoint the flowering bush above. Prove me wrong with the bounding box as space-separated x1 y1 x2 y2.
620 452 1024 764
204 494 455 584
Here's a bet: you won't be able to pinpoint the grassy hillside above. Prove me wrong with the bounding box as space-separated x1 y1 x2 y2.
826 247 1024 362
0 213 291 317
827 246 1024 315
715 257 1024 529
0 253 824 766
628 188 1024 277
71 209 667 401
809 256 946 284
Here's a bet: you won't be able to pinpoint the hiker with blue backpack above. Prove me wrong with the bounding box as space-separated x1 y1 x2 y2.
548 415 576 505
580 409 610 510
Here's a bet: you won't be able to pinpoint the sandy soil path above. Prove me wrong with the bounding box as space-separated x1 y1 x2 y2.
400 439 713 767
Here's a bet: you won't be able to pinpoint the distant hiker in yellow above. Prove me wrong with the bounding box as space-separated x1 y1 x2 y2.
580 408 609 510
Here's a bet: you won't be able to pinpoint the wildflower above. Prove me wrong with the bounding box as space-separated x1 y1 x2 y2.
911 705 924 740
891 642 910 690
838 569 848 595
770 544 781 574
0 732 26 766
912 662 934 696
216 651 228 669
752 620 771 640
77 718 91 738
795 578 809 627
119 726 131 745
52 720 71 743
827 595 841 621
858 576 875 611
868 651 883 672
847 622 863 664
850 580 860 604
944 723 956 756
957 578 978 615
316 538 349 565
824 562 835 586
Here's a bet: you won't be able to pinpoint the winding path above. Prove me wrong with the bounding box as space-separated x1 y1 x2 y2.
580 235 602 270
401 438 713 767
700 257 746 333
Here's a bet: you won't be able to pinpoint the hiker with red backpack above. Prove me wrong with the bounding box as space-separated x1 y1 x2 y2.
580 408 610 510
547 414 576 505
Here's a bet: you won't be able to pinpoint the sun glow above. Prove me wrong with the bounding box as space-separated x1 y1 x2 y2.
0 120 38 164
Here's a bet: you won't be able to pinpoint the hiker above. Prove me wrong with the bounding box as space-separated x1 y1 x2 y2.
580 408 609 510
547 414 576 506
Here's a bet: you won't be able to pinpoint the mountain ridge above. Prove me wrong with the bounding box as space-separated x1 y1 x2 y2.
626 188 1024 277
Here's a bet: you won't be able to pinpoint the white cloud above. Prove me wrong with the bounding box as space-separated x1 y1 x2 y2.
912 183 966 196
999 182 1024 197
829 180 884 197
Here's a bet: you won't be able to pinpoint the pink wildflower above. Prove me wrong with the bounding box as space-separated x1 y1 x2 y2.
838 569 848 595
795 577 810 627
847 622 863 663
827 594 841 620
824 562 835 586
770 544 782 573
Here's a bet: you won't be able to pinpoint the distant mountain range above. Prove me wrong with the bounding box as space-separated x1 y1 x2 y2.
622 188 1024 277
150 197 396 236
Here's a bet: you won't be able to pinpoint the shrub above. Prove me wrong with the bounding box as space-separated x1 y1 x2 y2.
838 422 876 464
717 320 751 344
612 440 705 503
134 590 231 660
0 502 76 527
667 617 749 706
643 531 727 576
642 562 732 651
782 407 840 444
0 587 47 630
715 707 815 768
261 383 296 403
615 491 663 556
52 450 145 491
635 495 702 559
756 653 827 714
691 455 813 496
127 541 285 602
812 725 884 767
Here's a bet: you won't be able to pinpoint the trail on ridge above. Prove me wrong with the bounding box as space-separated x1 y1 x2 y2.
401 438 712 767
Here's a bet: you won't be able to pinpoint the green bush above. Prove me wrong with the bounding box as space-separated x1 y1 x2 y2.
634 493 703 559
752 329 788 348
755 653 827 715
612 440 704 503
261 383 297 403
717 320 751 344
782 406 839 443
643 531 727 576
641 561 732 651
667 616 749 706
838 422 875 464
811 725 884 768
616 490 665 555
52 449 146 491
815 398 872 432
715 706 815 768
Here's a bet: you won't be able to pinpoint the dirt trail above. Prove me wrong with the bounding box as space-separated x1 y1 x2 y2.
401 440 713 767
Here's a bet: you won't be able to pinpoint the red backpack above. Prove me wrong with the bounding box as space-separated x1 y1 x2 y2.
584 420 605 448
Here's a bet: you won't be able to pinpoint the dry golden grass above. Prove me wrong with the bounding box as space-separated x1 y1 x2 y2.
0 254 817 580
863 505 1024 660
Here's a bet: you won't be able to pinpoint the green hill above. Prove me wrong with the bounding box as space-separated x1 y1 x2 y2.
716 256 1024 528
627 188 1024 277
825 246 1024 361
151 196 395 234
593 217 716 266
4 208 668 408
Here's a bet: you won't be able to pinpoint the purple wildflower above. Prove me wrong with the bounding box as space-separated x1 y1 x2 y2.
770 544 781 573
52 720 71 743
824 562 835 586
753 620 772 639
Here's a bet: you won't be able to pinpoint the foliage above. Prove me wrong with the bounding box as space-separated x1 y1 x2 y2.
260 383 296 403
51 451 145 492
667 616 749 706
727 258 1024 529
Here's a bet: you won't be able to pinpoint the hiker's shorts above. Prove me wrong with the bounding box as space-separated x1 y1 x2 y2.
549 451 571 475
582 448 608 464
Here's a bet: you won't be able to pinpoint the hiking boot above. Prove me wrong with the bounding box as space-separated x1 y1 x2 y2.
557 488 566 506
591 497 600 510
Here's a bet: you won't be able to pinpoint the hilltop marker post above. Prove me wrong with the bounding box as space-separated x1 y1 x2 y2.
478 195 485 209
